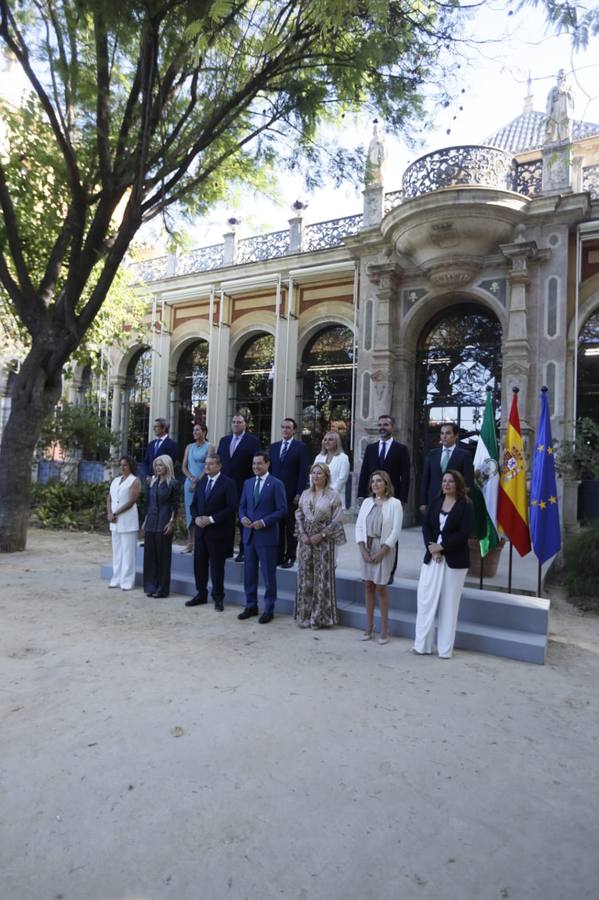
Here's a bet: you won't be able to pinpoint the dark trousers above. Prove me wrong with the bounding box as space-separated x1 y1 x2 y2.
143 532 173 595
243 542 278 613
194 534 226 603
278 504 297 563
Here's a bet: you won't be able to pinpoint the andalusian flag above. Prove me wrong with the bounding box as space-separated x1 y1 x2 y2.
472 388 500 557
497 389 531 556
530 387 561 563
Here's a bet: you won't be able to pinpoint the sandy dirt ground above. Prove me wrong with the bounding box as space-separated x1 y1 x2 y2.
1 530 599 900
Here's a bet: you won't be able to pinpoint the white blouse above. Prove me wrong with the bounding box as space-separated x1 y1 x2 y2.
314 452 350 503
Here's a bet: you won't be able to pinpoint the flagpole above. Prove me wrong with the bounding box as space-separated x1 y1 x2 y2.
479 555 484 590
508 540 513 593
537 560 542 597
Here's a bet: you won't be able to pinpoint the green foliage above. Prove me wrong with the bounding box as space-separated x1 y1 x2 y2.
562 524 599 612
40 403 118 461
555 418 599 481
520 1 599 50
31 481 110 532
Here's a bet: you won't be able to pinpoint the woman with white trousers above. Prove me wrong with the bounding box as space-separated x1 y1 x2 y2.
413 470 473 658
107 456 141 591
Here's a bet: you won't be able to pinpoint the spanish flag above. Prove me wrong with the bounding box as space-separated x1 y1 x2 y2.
497 388 531 556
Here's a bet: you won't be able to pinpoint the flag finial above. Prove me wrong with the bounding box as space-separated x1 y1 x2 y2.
512 386 520 394
541 385 548 393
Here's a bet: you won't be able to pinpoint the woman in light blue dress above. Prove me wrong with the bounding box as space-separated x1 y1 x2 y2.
181 424 214 551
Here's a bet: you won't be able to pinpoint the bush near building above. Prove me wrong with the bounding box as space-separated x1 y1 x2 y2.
562 525 599 613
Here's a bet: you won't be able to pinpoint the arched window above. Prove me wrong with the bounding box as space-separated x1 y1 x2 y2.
577 310 599 423
233 333 274 446
300 325 354 458
125 347 152 462
415 303 502 490
176 340 209 448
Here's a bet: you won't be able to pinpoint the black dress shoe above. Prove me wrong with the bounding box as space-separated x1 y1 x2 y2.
154 591 168 598
234 553 244 563
280 558 295 569
214 600 224 612
238 606 258 620
185 594 207 607
259 611 274 624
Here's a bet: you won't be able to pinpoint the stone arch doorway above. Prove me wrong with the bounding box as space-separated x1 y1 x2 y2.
233 332 275 446
577 309 599 423
175 339 209 448
125 347 152 462
300 324 354 459
414 302 502 497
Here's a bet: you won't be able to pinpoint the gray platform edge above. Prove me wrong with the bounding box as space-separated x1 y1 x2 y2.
100 546 549 665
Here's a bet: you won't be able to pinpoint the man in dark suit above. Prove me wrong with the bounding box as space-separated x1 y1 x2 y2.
269 417 310 568
357 414 411 504
185 453 238 611
217 412 261 561
357 414 410 583
237 452 287 624
419 423 474 515
143 418 180 482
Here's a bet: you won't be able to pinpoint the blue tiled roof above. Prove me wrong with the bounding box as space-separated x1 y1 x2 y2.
484 110 599 153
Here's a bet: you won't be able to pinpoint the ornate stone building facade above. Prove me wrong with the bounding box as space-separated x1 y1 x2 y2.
5 75 598 523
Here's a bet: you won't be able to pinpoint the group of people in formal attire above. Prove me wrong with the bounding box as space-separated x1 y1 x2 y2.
106 412 475 658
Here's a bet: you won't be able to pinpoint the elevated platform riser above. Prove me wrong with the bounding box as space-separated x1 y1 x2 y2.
100 549 548 665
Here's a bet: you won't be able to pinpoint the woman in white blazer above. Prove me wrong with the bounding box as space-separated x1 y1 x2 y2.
355 469 403 644
314 431 350 507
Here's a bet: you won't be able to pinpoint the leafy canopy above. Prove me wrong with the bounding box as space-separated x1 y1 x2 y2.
0 0 465 370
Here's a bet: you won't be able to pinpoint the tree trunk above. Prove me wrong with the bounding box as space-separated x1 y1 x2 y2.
0 348 63 552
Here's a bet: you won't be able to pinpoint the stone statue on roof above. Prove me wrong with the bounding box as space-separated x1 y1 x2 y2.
544 69 575 144
364 120 386 186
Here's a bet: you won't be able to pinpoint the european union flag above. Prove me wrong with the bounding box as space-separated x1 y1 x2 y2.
530 387 561 564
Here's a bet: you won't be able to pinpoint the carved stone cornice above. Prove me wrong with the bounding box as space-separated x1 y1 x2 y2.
366 262 403 291
422 256 481 288
500 236 551 284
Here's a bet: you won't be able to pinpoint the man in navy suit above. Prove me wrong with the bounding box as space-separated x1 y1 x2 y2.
357 415 411 505
186 454 238 611
217 412 261 561
357 414 410 583
419 423 474 515
143 418 180 482
269 417 310 568
237 452 287 624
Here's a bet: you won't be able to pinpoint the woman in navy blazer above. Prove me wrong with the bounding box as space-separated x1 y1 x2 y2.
413 470 473 658
142 455 179 598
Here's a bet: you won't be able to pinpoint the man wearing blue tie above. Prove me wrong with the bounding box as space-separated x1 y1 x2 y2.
238 452 287 624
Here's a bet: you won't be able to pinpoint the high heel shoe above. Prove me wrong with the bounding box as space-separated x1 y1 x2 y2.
360 631 373 641
378 635 389 645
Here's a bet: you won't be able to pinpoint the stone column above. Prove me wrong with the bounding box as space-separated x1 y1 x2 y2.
542 140 573 194
110 376 125 457
500 233 550 435
223 219 239 266
365 262 402 424
273 280 299 429
207 293 231 441
362 184 384 228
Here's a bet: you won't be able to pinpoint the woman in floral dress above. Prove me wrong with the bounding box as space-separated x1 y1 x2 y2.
295 462 346 629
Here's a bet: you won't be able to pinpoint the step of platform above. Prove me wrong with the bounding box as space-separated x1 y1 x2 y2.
100 545 549 665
